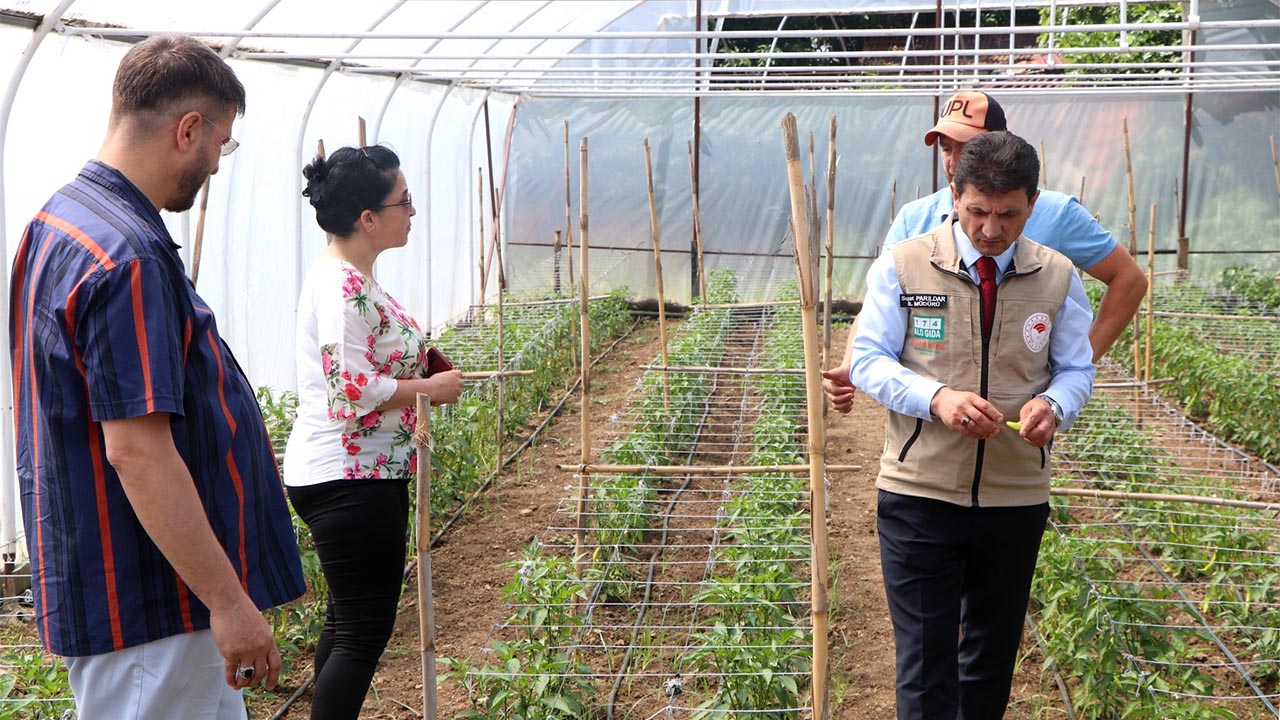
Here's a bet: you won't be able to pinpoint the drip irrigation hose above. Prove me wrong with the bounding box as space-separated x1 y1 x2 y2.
270 319 639 719
1132 542 1278 714
603 354 725 718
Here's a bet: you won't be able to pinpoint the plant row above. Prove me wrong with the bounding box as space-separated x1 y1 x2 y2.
1032 398 1280 719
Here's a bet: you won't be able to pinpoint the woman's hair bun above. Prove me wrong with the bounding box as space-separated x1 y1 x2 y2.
301 154 330 200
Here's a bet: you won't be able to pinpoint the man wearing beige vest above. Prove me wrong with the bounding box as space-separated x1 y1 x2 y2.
847 131 1095 719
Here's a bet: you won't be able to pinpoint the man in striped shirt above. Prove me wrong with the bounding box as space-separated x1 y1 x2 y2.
9 34 304 719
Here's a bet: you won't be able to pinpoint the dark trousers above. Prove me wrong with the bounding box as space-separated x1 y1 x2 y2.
877 489 1050 720
288 478 410 720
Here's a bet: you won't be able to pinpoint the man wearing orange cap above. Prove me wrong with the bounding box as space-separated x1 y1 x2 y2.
823 91 1146 413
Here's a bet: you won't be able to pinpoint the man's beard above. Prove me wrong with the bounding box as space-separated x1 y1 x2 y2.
167 162 209 213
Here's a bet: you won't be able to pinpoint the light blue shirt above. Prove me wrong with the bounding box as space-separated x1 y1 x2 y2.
850 221 1095 428
885 187 1117 270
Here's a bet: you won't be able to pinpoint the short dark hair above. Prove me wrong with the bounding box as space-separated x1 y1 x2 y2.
112 34 245 122
302 146 402 237
952 131 1040 202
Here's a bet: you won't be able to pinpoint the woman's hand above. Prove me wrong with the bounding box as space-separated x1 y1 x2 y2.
428 369 463 405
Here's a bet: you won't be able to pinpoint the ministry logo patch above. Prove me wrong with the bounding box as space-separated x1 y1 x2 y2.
1023 313 1051 353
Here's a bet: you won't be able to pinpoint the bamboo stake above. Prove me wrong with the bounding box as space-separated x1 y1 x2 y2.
1145 203 1156 383
477 168 486 306
823 116 837 374
190 178 211 285
1051 487 1280 513
889 180 897 229
564 120 575 300
480 104 517 301
1149 310 1279 321
1078 174 1086 205
461 370 534 380
412 393 438 720
1039 139 1048 187
641 364 805 375
553 230 563 295
643 139 671 411
496 224 507 474
1271 136 1280 207
357 116 366 147
780 112 831 720
564 121 578 375
1173 178 1187 271
687 140 707 307
1122 118 1141 383
557 463 863 475
316 139 325 159
575 136 591 572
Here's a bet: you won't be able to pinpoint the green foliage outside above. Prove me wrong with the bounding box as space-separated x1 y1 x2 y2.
1037 3 1183 74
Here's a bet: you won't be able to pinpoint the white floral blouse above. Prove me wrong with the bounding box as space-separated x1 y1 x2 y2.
284 256 428 486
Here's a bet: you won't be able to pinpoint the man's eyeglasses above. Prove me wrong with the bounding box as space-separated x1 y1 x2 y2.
375 192 412 210
199 115 240 156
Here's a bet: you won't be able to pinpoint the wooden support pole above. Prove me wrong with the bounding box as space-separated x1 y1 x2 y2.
190 178 211 285
1122 118 1141 379
557 462 863 475
460 370 534 380
687 140 707 307
640 364 805 376
1145 203 1156 383
1271 136 1280 207
823 116 837 373
564 120 575 301
412 393 438 720
480 104 517 303
317 139 326 159
889 180 897 230
1039 139 1048 188
575 136 591 571
643 138 671 411
1051 487 1280 514
780 112 831 720
1078 174 1086 206
496 229 507 473
357 116 366 147
477 167 487 306
1173 178 1188 271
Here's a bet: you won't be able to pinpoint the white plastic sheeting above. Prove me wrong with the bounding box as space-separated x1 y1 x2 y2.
0 0 1277 562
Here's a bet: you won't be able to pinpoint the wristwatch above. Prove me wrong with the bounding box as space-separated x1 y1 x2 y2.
1036 394 1064 428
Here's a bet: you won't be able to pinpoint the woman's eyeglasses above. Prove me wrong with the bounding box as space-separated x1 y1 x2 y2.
375 192 412 210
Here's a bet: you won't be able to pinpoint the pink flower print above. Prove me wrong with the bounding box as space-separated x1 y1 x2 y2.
365 349 376 366
346 442 362 455
342 270 363 298
376 305 390 331
407 453 418 475
375 453 389 467
400 406 416 426
361 411 380 429
388 349 405 364
370 468 381 479
345 383 362 401
321 349 333 375
366 334 376 349
344 465 358 479
355 374 368 388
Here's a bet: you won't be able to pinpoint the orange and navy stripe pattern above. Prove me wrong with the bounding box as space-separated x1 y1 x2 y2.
8 160 304 657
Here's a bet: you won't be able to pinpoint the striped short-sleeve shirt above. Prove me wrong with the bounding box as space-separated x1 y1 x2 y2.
9 160 305 657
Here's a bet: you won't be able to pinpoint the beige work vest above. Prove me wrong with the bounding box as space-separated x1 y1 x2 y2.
875 221 1077 507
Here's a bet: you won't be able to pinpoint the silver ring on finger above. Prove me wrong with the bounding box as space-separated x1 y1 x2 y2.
236 666 255 681
960 416 971 426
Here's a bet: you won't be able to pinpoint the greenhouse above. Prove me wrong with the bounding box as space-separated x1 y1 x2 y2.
1 1 1278 718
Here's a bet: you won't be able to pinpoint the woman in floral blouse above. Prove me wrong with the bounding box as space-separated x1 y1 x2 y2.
284 145 463 720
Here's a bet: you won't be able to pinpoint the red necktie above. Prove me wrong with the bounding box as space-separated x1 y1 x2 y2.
976 256 998 340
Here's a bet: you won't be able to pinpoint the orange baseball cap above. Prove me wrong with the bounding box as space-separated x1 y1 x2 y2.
924 91 1007 146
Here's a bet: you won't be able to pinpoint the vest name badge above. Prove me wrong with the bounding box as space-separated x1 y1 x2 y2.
900 293 948 308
